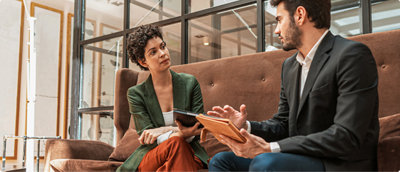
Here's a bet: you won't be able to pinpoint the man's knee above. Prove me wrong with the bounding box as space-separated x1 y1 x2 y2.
249 153 281 171
209 152 231 165
209 152 235 169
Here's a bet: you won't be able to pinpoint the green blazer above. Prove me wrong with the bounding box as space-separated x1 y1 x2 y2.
117 70 209 172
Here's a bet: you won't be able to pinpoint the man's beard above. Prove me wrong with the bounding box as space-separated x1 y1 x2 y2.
282 18 303 51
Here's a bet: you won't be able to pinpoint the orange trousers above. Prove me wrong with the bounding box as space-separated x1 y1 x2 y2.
137 136 204 171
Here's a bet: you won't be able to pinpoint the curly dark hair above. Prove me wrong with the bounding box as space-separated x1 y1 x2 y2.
270 0 331 29
127 25 163 71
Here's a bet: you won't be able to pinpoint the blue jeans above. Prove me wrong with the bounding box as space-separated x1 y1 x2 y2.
209 152 324 171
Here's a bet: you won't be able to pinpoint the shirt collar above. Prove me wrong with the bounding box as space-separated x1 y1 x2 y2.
296 30 329 66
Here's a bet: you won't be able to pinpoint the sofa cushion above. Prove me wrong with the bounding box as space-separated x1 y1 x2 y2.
108 128 140 161
379 113 400 141
50 159 123 172
377 136 400 171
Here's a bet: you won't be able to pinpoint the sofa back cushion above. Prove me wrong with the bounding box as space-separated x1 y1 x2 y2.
349 29 400 118
114 69 139 142
136 50 294 121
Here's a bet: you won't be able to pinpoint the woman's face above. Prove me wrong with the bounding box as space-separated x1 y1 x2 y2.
140 36 171 72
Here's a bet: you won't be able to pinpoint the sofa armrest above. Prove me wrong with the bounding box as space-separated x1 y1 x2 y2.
44 139 114 172
377 136 400 171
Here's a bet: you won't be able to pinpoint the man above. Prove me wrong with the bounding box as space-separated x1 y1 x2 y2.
208 0 379 171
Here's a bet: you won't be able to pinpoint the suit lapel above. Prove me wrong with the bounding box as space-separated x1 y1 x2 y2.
296 32 335 119
288 60 302 136
144 75 165 127
171 70 186 110
288 56 301 114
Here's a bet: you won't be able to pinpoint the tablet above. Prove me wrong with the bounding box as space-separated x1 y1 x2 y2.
173 109 203 128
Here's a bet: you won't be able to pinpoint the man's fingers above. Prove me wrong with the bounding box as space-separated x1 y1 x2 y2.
219 135 243 156
240 128 252 140
212 106 223 111
224 105 235 114
240 104 247 116
223 105 231 111
218 135 231 146
207 111 223 118
240 128 266 145
212 106 226 114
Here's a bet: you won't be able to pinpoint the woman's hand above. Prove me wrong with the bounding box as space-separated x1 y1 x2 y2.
169 121 202 139
138 126 177 145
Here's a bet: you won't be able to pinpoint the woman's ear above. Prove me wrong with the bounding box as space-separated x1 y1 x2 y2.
138 58 148 68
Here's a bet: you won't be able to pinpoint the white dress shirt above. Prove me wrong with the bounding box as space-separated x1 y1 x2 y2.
297 30 329 98
248 30 330 153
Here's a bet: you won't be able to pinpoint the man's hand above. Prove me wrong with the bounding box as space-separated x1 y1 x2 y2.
138 126 177 145
218 128 271 159
207 104 248 129
169 121 202 139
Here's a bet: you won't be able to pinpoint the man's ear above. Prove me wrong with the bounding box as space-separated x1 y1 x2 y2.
138 58 148 68
295 6 307 26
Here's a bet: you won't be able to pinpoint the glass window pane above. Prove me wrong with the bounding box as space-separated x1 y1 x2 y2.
130 0 181 28
85 0 124 39
264 1 280 51
189 4 257 63
371 0 400 33
81 113 114 145
81 37 123 108
81 44 96 108
161 23 182 65
128 23 182 71
190 0 239 13
331 0 361 37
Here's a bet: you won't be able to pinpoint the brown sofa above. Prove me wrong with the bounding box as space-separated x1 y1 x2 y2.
44 29 400 171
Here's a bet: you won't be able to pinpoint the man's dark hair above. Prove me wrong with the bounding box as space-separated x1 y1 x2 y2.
127 24 163 70
270 0 331 29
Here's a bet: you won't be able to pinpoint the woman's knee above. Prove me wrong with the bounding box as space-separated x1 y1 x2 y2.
168 136 186 144
165 136 190 150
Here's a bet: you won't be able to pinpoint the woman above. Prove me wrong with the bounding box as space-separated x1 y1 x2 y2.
117 25 209 171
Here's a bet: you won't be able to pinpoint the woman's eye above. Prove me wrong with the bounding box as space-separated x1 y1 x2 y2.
150 50 156 55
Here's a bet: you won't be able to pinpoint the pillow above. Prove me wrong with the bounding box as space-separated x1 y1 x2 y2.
109 128 141 161
379 113 400 141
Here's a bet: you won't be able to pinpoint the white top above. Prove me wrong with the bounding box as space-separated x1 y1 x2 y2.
163 111 174 126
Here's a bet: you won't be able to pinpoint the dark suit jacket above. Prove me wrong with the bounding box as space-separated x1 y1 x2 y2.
117 70 209 172
250 32 379 171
